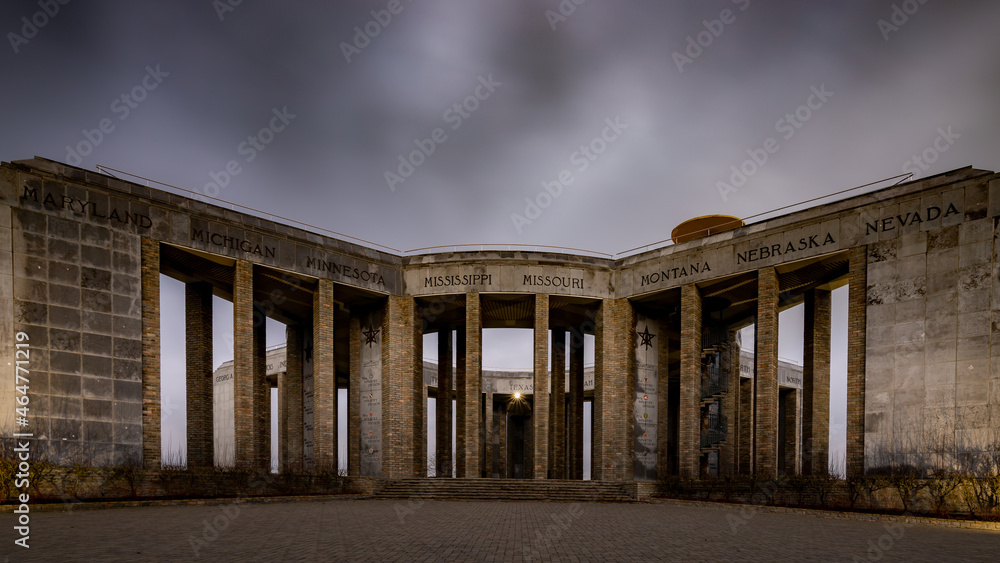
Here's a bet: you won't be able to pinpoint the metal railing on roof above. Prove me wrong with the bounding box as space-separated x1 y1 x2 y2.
405 243 612 258
95 165 402 254
613 172 914 258
94 163 912 260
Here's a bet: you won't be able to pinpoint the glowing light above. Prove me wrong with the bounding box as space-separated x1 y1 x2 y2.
513 392 521 400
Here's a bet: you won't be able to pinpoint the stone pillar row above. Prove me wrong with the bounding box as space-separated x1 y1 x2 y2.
143 265 622 480
672 266 836 479
144 260 853 479
231 262 342 472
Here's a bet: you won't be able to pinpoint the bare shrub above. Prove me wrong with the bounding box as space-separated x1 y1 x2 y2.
786 475 811 506
104 462 148 499
926 471 962 516
809 474 839 509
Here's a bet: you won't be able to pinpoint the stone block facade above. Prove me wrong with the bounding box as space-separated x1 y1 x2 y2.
862 178 999 471
2 157 998 482
8 174 145 466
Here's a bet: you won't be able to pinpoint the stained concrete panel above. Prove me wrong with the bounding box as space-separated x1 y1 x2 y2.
0 205 14 435
633 313 657 481
864 181 999 471
360 309 383 477
8 179 145 465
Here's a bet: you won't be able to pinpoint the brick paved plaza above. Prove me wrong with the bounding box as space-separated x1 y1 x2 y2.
4 499 999 561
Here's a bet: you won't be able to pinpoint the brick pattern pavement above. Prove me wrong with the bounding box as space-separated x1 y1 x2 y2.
5 499 999 562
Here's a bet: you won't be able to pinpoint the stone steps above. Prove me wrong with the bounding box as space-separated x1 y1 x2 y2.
374 479 635 502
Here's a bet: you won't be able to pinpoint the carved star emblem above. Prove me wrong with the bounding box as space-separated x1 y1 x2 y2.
363 323 381 348
637 325 655 350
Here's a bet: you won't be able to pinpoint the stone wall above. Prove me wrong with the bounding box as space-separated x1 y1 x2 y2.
0 200 14 436
863 177 999 470
4 156 1000 478
9 175 145 465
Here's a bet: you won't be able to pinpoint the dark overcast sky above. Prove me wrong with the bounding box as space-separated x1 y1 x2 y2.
4 0 998 254
3 0 998 467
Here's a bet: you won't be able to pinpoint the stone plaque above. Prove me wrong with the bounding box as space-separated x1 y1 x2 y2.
633 314 657 480
360 309 384 477
404 264 612 299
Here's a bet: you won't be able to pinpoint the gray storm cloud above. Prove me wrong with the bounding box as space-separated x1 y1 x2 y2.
3 0 997 467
